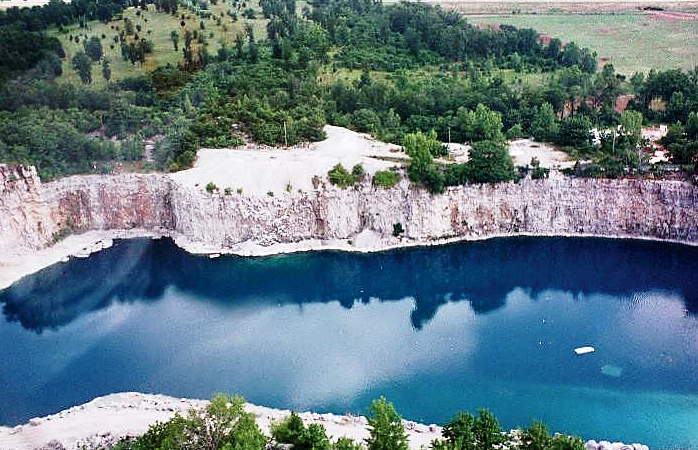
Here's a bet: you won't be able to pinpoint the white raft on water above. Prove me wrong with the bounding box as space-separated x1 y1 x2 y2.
574 346 595 355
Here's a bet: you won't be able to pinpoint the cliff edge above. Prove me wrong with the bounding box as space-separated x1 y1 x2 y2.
1 127 698 289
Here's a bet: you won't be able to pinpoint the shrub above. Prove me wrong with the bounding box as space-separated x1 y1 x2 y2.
328 163 356 188
506 124 524 139
530 157 550 180
205 181 217 193
392 223 404 237
373 170 401 188
351 163 364 180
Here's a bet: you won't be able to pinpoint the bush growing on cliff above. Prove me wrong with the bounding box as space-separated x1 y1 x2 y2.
328 163 353 187
328 163 364 188
529 157 549 180
373 169 401 188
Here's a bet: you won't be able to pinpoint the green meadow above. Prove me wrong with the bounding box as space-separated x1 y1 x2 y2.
474 11 698 75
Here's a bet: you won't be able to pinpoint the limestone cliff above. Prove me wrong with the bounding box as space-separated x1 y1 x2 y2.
1 164 697 261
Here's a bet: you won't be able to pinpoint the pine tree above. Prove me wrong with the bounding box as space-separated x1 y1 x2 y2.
365 397 409 450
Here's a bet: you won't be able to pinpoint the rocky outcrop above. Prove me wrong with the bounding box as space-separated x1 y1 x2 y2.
0 165 53 252
0 165 176 257
1 164 698 260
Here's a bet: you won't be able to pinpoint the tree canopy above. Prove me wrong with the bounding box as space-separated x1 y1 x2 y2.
365 397 409 450
0 0 697 181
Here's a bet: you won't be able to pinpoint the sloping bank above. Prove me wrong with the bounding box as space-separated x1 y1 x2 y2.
2 163 698 289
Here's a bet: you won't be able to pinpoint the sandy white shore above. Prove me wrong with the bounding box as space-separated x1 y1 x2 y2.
0 229 163 291
0 393 650 450
0 392 442 450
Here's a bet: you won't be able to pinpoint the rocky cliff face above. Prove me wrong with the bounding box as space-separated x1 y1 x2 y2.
1 164 697 258
0 165 175 257
0 165 53 253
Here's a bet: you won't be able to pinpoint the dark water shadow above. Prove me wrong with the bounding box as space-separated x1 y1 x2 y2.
2 236 698 333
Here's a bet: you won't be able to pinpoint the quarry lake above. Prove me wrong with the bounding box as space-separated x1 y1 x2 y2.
1 237 698 449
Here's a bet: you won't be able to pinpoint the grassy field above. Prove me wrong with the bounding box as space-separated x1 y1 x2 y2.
54 1 269 86
39 0 698 83
473 10 698 75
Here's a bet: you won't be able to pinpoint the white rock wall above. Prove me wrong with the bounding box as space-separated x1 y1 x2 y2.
1 164 698 257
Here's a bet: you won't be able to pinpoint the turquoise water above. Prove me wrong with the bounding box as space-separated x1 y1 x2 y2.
1 237 697 449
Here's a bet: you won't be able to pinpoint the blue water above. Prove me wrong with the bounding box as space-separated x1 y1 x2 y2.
1 237 698 449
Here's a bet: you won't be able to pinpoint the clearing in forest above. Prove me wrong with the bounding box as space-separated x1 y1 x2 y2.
459 3 698 75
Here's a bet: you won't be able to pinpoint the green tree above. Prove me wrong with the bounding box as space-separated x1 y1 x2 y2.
71 51 92 84
619 110 644 169
365 397 409 450
472 409 504 450
685 111 698 139
184 393 266 450
101 58 111 82
668 139 698 166
379 108 402 142
83 36 103 62
333 437 363 450
436 411 477 450
530 102 559 142
403 130 442 179
271 412 330 450
557 115 593 151
301 423 331 450
455 103 505 143
171 29 180 51
520 421 552 450
272 412 306 445
112 394 265 450
619 110 643 148
111 413 189 449
551 434 585 450
530 157 549 180
466 140 515 184
668 91 686 123
403 130 446 193
352 108 381 134
590 63 621 120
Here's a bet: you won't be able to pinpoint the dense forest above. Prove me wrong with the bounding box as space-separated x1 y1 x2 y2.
106 393 586 450
0 0 697 185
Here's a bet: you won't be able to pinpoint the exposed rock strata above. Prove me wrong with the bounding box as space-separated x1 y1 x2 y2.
2 164 698 262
